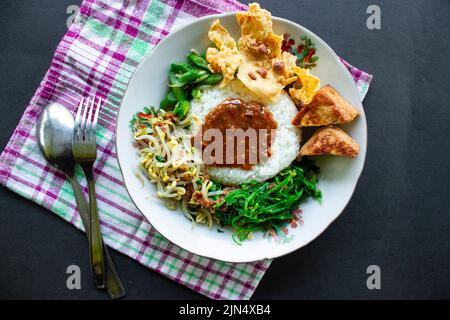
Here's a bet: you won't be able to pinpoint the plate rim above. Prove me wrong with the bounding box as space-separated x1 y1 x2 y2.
115 12 368 263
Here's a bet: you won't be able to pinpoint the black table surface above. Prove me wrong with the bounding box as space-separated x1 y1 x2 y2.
1 0 449 300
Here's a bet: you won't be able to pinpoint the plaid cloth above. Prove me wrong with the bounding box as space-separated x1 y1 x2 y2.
0 0 372 300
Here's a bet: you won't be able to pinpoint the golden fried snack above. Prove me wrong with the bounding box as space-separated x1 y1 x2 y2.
299 125 360 158
292 85 359 127
288 66 320 106
235 3 293 101
206 20 242 87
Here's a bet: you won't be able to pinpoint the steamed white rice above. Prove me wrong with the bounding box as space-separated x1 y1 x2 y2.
190 80 301 185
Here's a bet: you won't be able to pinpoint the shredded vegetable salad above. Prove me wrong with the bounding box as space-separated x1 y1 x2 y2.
132 107 226 227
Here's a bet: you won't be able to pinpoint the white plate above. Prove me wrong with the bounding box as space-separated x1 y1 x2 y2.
116 13 367 263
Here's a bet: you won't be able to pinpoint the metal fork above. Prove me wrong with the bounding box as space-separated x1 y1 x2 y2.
73 96 105 289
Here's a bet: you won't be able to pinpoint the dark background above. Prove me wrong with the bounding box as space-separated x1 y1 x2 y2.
0 0 449 299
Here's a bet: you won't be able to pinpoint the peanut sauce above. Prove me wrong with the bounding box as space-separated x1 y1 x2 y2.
196 98 278 170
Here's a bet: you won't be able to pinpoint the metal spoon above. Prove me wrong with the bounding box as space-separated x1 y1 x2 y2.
37 103 126 299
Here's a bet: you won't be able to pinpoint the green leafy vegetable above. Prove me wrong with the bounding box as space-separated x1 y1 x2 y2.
155 155 165 162
215 159 321 242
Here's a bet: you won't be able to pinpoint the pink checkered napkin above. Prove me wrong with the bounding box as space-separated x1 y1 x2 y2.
0 0 372 300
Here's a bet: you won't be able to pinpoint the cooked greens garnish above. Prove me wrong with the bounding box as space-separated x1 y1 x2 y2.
129 106 157 128
215 158 321 242
160 51 221 119
282 34 319 69
143 106 158 116
297 36 318 69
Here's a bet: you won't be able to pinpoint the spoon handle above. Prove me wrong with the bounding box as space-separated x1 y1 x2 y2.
68 175 126 299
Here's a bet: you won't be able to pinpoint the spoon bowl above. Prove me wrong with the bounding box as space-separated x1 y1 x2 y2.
37 103 76 176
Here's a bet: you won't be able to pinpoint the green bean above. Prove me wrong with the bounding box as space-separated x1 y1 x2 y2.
173 100 190 119
193 72 210 84
170 63 192 73
191 87 202 100
160 90 177 110
168 71 186 100
187 52 210 71
200 73 223 86
176 69 208 85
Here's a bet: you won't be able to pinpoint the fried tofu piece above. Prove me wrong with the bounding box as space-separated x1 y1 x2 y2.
292 85 359 127
299 125 360 158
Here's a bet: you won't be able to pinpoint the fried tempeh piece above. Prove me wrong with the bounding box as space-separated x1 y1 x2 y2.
299 125 360 158
292 85 359 127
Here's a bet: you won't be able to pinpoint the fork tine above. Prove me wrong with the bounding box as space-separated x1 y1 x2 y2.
86 96 96 141
80 97 91 141
91 97 102 142
74 97 85 140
